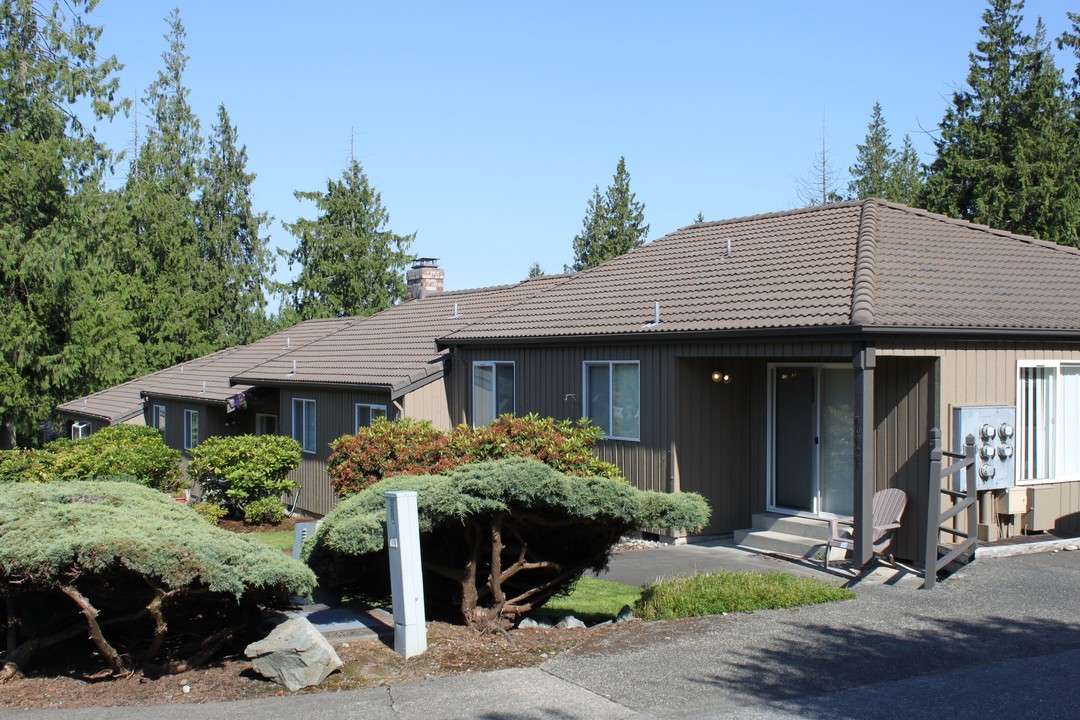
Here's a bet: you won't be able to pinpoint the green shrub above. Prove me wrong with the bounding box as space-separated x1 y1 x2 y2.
328 414 624 497
634 571 855 621
191 501 227 524
0 448 55 484
0 481 315 679
307 458 709 630
243 496 285 525
45 425 182 492
328 417 453 495
188 435 300 515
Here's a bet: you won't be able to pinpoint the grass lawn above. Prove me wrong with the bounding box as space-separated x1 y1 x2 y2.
536 577 642 623
239 529 295 554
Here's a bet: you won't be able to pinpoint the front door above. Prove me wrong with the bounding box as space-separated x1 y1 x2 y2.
771 366 854 517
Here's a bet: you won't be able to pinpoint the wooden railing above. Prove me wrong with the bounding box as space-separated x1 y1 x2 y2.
923 429 977 589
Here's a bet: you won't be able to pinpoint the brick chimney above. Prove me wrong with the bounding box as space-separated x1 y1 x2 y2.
406 258 445 300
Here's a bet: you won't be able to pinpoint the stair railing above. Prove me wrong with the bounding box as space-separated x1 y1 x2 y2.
923 429 977 589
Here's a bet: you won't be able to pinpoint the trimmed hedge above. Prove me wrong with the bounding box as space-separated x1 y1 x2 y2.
306 458 709 630
188 434 300 521
0 481 314 679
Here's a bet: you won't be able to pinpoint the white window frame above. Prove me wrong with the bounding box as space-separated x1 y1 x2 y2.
1016 360 1080 485
71 421 90 440
183 409 199 451
354 403 387 431
153 404 166 434
472 361 515 427
583 360 640 441
255 413 278 436
292 398 317 454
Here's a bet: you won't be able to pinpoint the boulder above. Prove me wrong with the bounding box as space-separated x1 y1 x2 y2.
244 617 342 691
555 615 586 629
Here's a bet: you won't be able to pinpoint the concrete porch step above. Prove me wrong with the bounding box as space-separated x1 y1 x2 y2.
734 528 825 560
747 512 840 542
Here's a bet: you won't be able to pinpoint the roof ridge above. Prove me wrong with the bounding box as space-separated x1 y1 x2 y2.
851 200 879 325
670 199 866 236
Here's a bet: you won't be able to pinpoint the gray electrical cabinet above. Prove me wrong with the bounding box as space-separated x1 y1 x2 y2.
952 405 1016 491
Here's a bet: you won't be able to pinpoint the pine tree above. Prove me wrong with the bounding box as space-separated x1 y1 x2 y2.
119 9 211 369
197 104 273 345
526 262 544 279
847 102 894 200
923 0 1079 245
885 135 925 206
0 0 131 447
572 157 648 271
283 158 415 319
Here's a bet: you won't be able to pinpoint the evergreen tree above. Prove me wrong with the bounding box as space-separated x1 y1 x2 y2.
885 135 925 206
847 102 894 200
526 262 544 278
923 0 1080 245
197 104 273 345
0 0 131 447
283 158 415 319
119 9 211 369
572 157 648 271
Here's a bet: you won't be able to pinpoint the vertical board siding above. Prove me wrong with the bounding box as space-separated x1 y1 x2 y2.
880 340 1080 538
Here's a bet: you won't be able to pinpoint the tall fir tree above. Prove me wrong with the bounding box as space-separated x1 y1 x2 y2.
572 157 648 271
846 103 925 204
0 0 134 447
923 0 1080 246
197 104 273 346
885 135 925 206
119 9 212 369
283 157 415 319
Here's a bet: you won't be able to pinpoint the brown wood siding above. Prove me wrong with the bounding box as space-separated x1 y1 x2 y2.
280 386 392 518
880 340 1080 537
400 378 452 429
873 356 935 561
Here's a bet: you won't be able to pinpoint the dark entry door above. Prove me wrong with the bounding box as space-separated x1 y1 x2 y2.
774 367 815 512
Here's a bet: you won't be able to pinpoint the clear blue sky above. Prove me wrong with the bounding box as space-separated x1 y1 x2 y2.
85 1 1073 293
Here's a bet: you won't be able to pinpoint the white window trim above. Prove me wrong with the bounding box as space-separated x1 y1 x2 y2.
153 404 166 433
1016 360 1080 485
583 360 640 442
472 361 515 428
255 413 277 436
71 421 90 440
292 398 316 455
183 409 199 451
354 403 387 432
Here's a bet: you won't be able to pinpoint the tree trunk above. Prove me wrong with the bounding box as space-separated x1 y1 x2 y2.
0 416 16 450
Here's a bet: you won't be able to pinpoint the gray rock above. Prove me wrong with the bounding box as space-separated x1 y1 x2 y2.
518 616 555 629
244 617 342 691
556 615 587 629
616 605 635 623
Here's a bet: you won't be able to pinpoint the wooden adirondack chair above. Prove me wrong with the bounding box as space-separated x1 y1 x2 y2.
824 488 907 570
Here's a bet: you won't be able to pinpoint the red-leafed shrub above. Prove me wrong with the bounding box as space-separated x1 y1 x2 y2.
327 414 623 497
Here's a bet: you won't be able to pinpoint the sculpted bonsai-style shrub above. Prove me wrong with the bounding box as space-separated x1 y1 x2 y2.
306 458 709 631
0 481 315 681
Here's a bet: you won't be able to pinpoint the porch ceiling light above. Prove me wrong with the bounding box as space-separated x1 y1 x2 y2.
711 370 732 384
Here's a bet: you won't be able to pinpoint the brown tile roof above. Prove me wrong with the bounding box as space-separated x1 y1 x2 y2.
232 274 568 394
56 318 354 423
441 200 1080 341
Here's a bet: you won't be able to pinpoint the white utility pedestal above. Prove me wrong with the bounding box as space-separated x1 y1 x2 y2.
385 490 427 658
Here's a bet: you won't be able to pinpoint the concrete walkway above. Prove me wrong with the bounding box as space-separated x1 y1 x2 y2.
7 542 1080 719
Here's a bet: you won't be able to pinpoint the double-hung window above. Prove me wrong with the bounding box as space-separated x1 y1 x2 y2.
584 361 640 440
355 403 387 431
183 409 199 450
472 361 515 427
153 405 166 434
292 398 317 454
1018 362 1080 482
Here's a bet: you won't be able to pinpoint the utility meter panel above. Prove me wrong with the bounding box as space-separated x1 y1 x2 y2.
952 405 1016 491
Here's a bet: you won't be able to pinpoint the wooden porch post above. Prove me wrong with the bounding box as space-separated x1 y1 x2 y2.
853 344 875 567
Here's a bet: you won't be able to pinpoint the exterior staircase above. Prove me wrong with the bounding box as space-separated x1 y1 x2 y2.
734 512 843 561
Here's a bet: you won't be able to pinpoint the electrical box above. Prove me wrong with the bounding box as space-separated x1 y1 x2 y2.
952 406 1016 491
995 487 1029 516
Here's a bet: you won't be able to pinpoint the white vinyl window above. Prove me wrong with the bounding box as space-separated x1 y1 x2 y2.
71 421 89 440
355 403 387 431
153 405 166 434
1018 362 1080 483
472 362 515 427
183 409 199 451
255 413 278 436
292 398 316 454
584 361 640 441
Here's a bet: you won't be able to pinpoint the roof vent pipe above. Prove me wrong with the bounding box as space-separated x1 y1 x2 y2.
286 337 291 349
200 381 206 395
451 303 459 319
726 238 732 257
290 359 297 376
654 301 660 324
